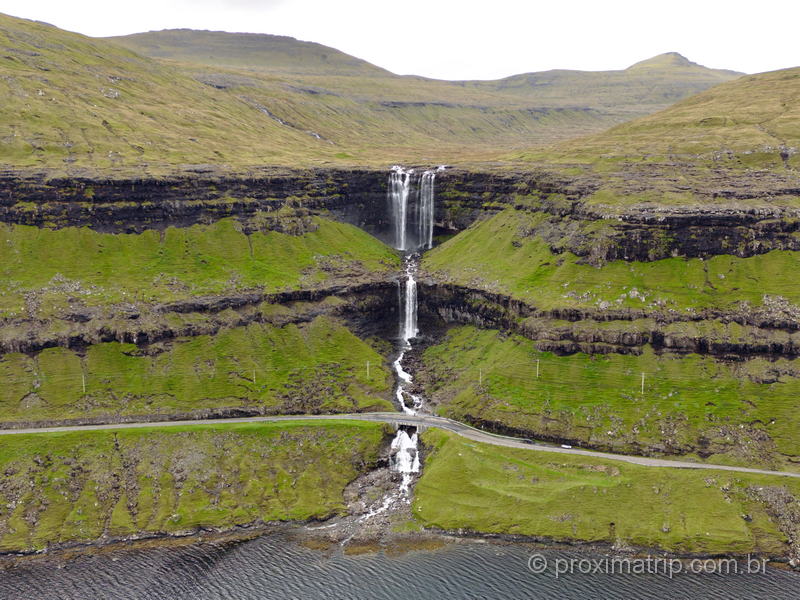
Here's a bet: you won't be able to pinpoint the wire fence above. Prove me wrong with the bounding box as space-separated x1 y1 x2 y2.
2 360 390 395
3 351 781 404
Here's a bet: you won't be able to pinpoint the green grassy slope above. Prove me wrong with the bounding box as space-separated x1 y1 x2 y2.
0 13 604 169
0 316 394 424
420 326 800 466
420 210 800 466
520 66 800 170
0 216 399 422
0 14 354 170
415 429 797 555
0 421 385 552
422 208 800 312
0 216 398 318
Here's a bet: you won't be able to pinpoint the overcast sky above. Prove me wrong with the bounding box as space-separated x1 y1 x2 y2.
3 0 799 79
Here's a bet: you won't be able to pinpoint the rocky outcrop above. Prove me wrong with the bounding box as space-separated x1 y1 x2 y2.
526 205 800 264
747 486 800 564
0 280 400 356
4 165 800 263
0 166 393 236
419 282 800 362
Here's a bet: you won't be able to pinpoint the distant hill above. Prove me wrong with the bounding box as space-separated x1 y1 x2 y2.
554 65 800 168
104 29 393 77
464 52 741 112
107 30 741 113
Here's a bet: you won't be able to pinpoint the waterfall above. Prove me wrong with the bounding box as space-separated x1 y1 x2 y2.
335 166 432 536
337 426 420 536
393 256 422 415
417 170 436 250
387 166 438 415
401 260 417 341
390 428 420 494
388 165 412 251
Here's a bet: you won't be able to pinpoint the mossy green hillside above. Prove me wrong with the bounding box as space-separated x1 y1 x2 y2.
422 208 800 312
415 429 798 555
421 326 800 467
0 316 394 424
0 216 398 318
0 421 385 552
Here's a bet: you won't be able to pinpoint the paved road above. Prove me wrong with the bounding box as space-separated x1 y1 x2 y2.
2 412 799 479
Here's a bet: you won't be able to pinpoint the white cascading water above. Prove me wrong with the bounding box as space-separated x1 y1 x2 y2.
402 259 418 342
392 256 422 415
417 170 436 251
385 166 441 502
390 429 421 494
343 426 420 535
388 165 412 251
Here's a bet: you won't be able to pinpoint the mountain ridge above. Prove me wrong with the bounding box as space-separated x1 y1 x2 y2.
104 28 393 77
106 29 743 110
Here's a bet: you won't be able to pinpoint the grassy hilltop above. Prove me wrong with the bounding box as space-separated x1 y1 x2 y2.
103 28 394 76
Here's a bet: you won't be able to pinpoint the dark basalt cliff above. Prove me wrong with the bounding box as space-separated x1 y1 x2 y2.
418 282 800 365
4 165 800 362
4 166 800 263
435 168 800 263
528 204 800 263
0 167 392 236
0 280 400 357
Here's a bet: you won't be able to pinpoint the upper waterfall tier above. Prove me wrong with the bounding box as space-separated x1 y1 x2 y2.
387 166 436 252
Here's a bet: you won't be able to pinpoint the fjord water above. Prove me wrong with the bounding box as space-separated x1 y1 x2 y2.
3 534 799 600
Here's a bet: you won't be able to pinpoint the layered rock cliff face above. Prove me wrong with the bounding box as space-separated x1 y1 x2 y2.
418 283 800 359
0 167 390 235
5 165 800 363
434 168 800 262
7 165 800 263
4 165 800 468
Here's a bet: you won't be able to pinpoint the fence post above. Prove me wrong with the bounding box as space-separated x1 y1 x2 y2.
641 372 645 394
367 361 370 379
